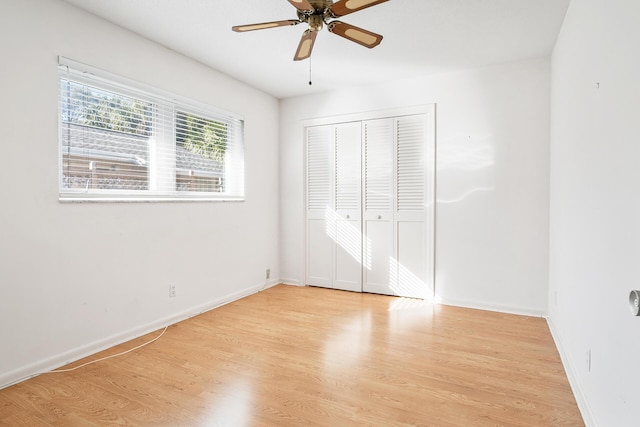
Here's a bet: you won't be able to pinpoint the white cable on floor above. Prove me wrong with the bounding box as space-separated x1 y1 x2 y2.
42 325 169 374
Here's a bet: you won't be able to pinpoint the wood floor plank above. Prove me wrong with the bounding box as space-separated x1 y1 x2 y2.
0 285 584 426
0 399 53 427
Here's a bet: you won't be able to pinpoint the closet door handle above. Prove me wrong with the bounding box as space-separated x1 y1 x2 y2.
346 214 350 219
377 215 382 219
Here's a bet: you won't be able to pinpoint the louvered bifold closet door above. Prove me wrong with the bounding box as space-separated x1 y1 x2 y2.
306 125 334 288
394 115 430 299
362 118 395 295
305 108 434 297
332 122 362 292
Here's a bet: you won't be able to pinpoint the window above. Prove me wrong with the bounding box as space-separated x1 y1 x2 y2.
58 57 244 201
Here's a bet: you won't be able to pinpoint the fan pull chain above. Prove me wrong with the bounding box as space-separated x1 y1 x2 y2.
309 58 312 86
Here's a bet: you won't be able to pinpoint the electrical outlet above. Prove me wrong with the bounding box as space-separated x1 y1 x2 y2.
266 268 271 280
169 284 177 298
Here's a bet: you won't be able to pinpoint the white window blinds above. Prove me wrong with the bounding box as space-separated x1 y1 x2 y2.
58 57 244 201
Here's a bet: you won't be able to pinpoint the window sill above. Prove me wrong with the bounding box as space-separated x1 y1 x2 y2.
59 194 245 203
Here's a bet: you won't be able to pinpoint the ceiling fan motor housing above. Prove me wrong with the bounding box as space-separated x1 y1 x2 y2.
298 0 333 30
308 15 324 31
309 0 333 11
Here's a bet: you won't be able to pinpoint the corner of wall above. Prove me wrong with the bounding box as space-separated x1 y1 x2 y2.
546 316 598 427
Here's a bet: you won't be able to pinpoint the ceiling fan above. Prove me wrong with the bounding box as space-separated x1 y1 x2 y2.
232 0 389 61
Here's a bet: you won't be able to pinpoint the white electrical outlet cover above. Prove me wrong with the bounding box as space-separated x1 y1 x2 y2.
630 290 640 316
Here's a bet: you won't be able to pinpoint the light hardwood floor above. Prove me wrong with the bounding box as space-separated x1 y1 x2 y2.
0 285 584 426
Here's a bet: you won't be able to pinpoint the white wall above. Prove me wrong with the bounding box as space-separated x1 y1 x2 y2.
549 0 640 425
280 58 551 316
0 0 280 388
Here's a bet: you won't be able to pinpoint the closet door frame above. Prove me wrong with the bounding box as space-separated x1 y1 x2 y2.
302 105 436 299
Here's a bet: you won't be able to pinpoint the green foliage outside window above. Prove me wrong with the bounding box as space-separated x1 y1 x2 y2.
176 112 227 162
61 80 152 137
61 80 227 161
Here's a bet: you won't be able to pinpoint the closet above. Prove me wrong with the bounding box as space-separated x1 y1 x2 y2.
304 107 435 299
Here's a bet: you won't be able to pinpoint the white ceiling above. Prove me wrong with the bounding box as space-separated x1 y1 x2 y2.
61 0 570 99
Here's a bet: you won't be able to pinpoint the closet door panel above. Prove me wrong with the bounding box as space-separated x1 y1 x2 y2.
395 221 428 298
333 122 362 292
307 219 333 287
335 123 361 215
307 126 332 212
396 115 426 216
363 219 393 294
306 125 334 288
333 227 362 292
394 115 429 298
362 118 394 295
363 119 394 214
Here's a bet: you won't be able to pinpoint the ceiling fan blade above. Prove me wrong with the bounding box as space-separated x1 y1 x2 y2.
232 20 300 32
327 21 383 48
294 30 318 61
328 0 389 17
287 0 313 11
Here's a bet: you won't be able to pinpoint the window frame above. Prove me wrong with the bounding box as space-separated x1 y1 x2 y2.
58 57 245 202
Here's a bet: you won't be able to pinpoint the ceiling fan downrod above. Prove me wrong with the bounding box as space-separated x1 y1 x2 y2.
308 15 324 32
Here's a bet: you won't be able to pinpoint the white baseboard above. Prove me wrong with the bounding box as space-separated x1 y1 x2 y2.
0 281 269 390
279 278 302 286
546 318 598 427
436 296 547 318
262 279 282 290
